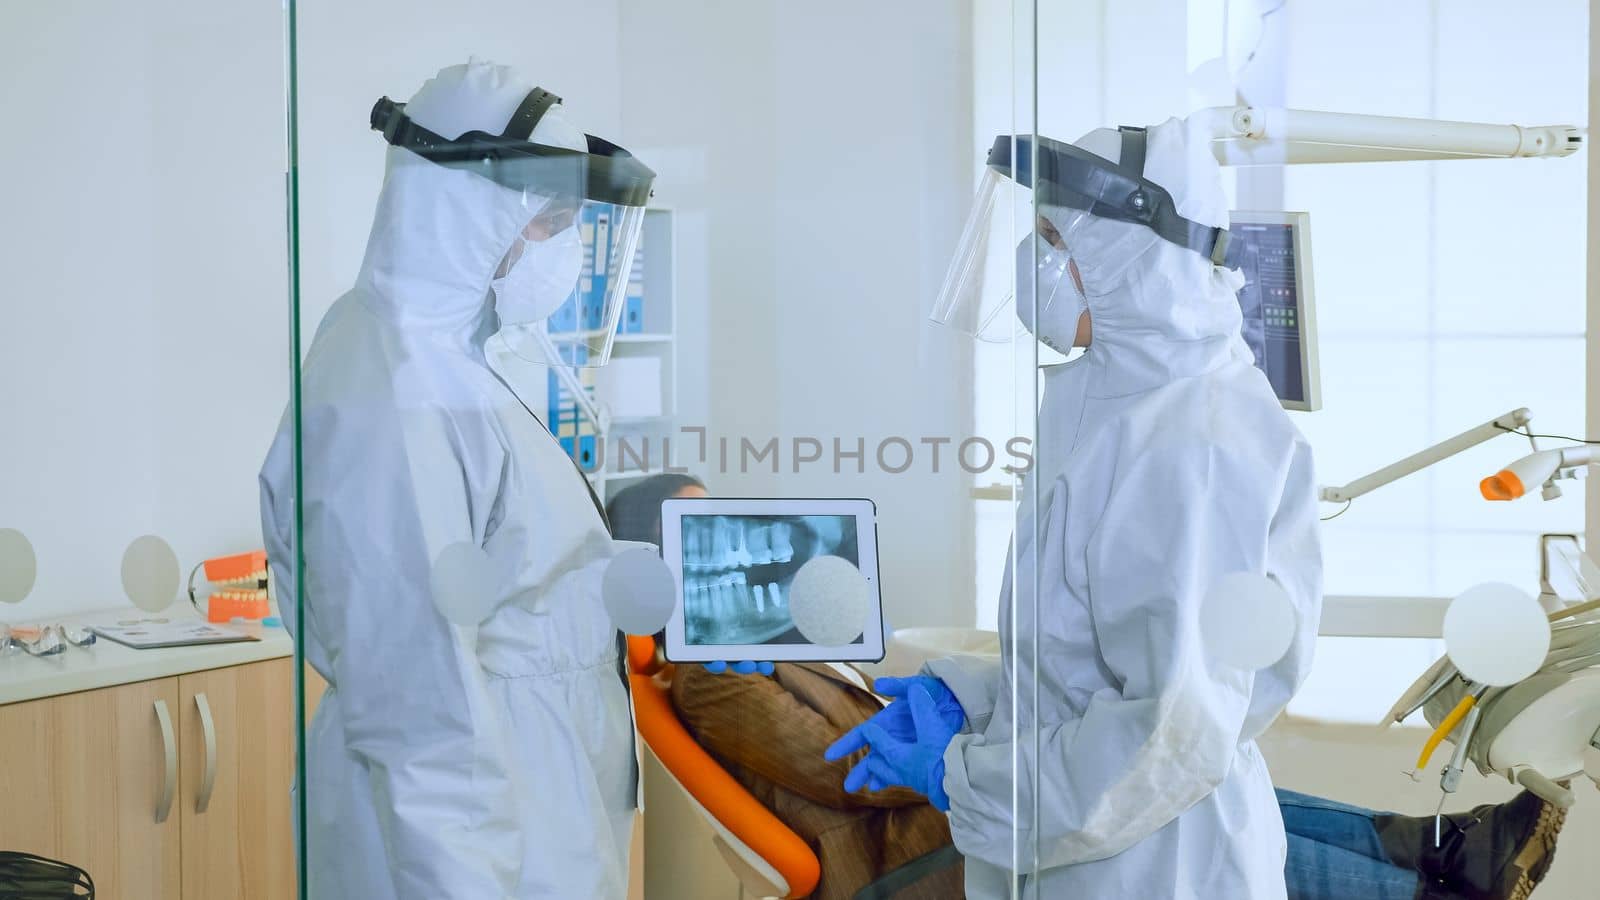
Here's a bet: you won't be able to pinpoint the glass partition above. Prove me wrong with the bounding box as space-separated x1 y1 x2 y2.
7 2 1592 900
283 2 1048 898
1023 3 1594 899
278 2 1595 899
0 4 298 899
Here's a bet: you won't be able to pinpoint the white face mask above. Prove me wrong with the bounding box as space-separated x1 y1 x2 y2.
1014 235 1085 353
492 226 584 326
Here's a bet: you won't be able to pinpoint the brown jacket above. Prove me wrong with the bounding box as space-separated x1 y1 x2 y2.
670 663 963 900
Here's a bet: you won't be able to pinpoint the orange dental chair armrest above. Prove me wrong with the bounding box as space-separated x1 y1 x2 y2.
627 634 664 676
626 635 821 898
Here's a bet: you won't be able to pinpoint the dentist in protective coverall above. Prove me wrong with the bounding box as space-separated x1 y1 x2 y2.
260 61 651 899
833 118 1322 897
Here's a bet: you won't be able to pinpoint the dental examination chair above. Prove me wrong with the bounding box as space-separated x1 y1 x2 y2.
1387 538 1600 813
1402 609 1600 809
627 636 960 900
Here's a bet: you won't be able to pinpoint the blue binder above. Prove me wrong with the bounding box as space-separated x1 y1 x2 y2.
621 238 645 333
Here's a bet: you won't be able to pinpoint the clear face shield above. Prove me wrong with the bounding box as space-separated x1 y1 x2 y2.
928 161 1088 353
371 90 655 367
486 157 649 368
931 130 1241 350
929 164 1087 348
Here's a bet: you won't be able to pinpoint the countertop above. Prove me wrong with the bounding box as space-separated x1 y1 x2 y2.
1 607 295 706
1 595 1446 707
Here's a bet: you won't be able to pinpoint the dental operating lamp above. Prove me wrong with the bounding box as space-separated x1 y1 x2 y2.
1326 409 1600 812
1318 408 1534 504
1483 445 1597 502
1200 106 1584 165
1320 407 1593 506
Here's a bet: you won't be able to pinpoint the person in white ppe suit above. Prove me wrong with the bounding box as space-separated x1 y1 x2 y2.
832 118 1323 898
259 61 655 899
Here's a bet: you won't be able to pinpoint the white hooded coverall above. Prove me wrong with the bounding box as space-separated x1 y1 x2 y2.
927 117 1323 899
259 62 637 899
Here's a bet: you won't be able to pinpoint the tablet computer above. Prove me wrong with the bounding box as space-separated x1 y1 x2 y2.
660 497 885 663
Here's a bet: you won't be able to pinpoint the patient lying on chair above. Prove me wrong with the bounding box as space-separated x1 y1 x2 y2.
671 661 1567 900
671 662 963 900
613 476 1567 900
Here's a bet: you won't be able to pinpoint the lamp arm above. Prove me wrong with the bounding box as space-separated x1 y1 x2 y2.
1198 106 1584 165
1319 408 1532 504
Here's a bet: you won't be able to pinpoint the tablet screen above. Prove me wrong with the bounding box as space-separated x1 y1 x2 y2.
680 513 863 647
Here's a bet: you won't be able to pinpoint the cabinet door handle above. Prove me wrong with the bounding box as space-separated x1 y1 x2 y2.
154 699 176 824
195 691 217 814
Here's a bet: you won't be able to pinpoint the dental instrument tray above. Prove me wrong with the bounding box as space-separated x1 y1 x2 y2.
660 497 886 664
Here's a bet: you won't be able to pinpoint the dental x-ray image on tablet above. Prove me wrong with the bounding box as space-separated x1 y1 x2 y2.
660 498 885 663
683 514 855 644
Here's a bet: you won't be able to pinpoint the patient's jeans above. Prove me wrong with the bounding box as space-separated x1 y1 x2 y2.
1279 789 1420 900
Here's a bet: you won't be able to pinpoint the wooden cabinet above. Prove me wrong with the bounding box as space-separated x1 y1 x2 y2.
1 658 649 899
0 658 298 899
179 658 297 899
0 676 182 900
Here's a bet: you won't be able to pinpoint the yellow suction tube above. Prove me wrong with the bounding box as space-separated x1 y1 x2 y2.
1415 694 1479 772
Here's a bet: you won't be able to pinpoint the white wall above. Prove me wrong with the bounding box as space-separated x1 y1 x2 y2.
770 1 978 631
0 2 627 620
617 6 978 895
3 0 974 630
1 1 288 619
615 0 781 451
292 0 626 336
616 0 979 632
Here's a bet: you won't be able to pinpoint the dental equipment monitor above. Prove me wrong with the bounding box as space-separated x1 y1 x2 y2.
660 497 886 663
1230 211 1322 411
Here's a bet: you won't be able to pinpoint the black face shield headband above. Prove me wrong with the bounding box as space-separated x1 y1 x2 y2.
987 126 1244 268
370 86 655 209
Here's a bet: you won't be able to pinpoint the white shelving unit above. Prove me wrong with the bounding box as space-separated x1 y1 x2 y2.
548 207 679 506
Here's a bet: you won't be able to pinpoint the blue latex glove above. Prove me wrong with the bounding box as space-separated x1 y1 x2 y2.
702 660 775 676
824 675 964 767
873 676 966 733
838 685 959 810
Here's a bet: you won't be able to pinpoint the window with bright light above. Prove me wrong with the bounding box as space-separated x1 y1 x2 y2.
969 0 1588 721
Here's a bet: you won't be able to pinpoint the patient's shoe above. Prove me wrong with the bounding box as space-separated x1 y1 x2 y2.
1375 789 1566 900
